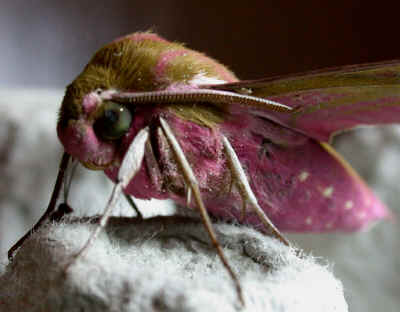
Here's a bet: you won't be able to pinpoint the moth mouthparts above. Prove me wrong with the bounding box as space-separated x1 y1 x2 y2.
113 89 293 113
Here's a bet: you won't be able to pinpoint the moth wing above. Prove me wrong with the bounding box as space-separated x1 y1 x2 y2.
208 60 400 141
215 120 390 232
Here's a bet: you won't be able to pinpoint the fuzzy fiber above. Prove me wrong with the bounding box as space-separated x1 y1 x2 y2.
0 216 347 312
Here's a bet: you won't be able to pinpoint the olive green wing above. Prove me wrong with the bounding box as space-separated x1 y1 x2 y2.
208 60 400 141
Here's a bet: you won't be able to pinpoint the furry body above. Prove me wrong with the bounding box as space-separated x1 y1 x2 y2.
58 32 389 233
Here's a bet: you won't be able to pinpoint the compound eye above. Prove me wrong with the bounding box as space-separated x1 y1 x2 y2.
93 101 132 140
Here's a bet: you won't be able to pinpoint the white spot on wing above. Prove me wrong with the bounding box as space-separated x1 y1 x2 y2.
305 217 312 225
322 186 334 198
345 201 354 210
298 171 309 182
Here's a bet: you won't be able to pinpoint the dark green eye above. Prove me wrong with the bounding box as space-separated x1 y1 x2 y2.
93 101 132 140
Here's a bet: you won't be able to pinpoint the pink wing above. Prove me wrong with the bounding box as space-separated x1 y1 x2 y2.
205 61 400 231
207 114 389 232
209 60 400 142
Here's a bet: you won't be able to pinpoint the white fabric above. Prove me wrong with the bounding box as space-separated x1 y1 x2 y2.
0 216 347 311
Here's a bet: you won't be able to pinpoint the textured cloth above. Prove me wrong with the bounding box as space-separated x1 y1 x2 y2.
0 216 347 311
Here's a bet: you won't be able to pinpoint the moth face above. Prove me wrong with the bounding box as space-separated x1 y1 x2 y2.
57 89 133 170
56 33 237 170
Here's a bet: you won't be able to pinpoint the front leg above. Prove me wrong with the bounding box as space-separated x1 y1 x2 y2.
158 117 245 306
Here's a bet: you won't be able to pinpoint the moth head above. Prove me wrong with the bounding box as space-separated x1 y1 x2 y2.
57 32 236 169
57 87 134 170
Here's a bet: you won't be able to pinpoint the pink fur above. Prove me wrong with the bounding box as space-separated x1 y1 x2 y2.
58 32 390 233
104 109 389 232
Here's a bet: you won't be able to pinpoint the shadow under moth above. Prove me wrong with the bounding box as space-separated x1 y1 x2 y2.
9 32 398 305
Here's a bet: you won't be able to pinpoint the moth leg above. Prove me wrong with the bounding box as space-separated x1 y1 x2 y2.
63 158 78 204
50 157 79 221
239 197 247 223
186 185 192 207
61 127 149 272
49 203 74 222
159 118 245 306
8 152 71 261
123 193 143 219
221 136 290 247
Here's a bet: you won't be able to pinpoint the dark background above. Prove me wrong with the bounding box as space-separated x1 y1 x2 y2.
2 0 400 88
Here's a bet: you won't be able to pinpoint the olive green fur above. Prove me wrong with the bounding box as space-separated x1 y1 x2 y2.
58 33 236 128
167 103 227 127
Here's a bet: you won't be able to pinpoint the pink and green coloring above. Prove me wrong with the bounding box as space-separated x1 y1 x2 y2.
58 32 399 233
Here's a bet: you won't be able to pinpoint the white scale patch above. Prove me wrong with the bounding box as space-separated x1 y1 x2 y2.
345 200 354 210
322 186 334 198
189 73 227 86
298 171 309 182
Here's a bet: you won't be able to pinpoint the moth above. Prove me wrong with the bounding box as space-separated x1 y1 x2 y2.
9 32 398 305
